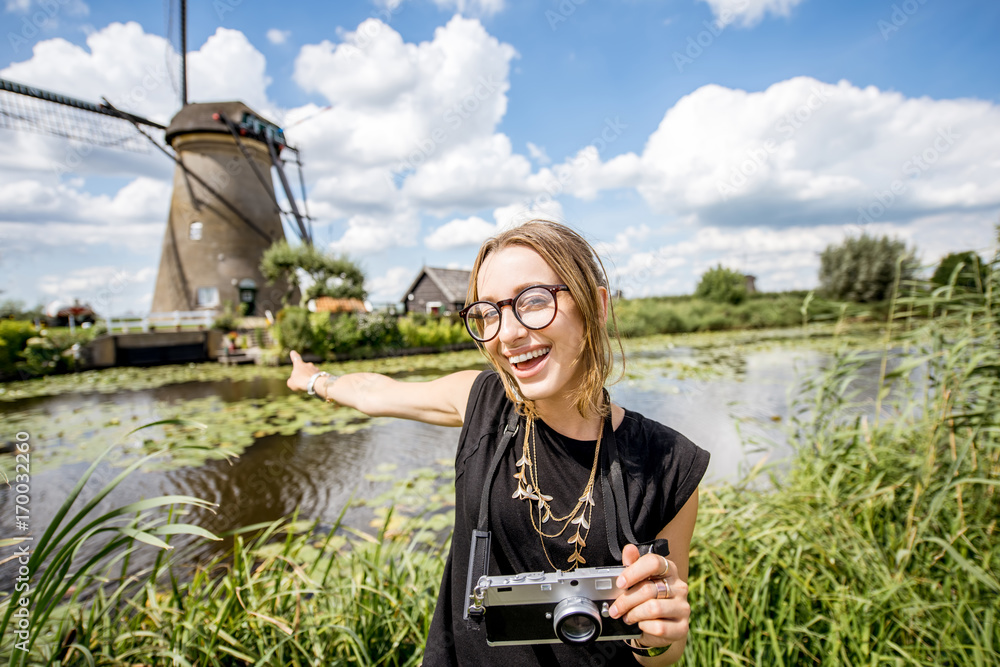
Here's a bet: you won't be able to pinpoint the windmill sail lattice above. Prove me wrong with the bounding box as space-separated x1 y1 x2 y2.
0 78 164 152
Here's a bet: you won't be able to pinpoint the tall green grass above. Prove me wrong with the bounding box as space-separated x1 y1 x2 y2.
683 261 999 664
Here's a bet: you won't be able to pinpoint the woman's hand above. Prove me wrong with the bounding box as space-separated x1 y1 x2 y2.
286 350 321 394
608 544 690 654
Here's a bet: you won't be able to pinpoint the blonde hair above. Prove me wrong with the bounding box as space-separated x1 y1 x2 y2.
466 220 624 419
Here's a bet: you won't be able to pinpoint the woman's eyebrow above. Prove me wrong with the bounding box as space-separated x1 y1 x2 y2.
480 282 545 302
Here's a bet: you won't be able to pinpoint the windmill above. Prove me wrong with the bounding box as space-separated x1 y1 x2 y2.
0 0 310 319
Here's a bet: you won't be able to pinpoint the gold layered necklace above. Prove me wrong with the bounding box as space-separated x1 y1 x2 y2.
512 412 603 571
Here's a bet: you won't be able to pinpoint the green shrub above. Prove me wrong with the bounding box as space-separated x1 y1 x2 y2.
0 319 37 378
931 251 988 290
695 264 748 305
357 312 403 351
328 313 363 355
212 300 241 331
399 316 467 348
819 232 918 302
273 306 315 354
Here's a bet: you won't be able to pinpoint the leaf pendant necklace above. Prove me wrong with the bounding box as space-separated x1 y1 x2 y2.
512 413 602 571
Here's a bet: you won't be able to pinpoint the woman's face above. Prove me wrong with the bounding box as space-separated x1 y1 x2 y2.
476 245 588 407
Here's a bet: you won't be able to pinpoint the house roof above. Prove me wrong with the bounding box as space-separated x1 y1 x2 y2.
401 267 472 304
313 297 368 313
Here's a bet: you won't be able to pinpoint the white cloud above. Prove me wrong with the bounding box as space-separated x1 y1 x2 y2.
526 141 550 165
39 265 153 297
492 199 563 228
604 217 993 297
266 28 290 45
187 27 275 115
2 22 277 124
699 0 805 28
327 209 420 255
424 199 564 251
37 264 155 315
560 77 1000 234
290 15 517 165
288 15 540 253
0 176 168 225
0 176 169 252
433 0 505 16
377 0 505 16
367 265 417 303
425 215 497 251
403 134 534 211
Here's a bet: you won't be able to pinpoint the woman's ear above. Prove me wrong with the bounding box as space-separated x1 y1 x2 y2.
597 286 609 324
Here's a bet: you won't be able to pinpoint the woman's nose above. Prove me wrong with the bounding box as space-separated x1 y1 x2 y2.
497 304 527 343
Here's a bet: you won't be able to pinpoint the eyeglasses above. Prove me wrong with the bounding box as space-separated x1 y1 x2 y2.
460 284 570 342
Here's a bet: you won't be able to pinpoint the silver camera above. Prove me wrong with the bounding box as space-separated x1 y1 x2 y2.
471 566 641 646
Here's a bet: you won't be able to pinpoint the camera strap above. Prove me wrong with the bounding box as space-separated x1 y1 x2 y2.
600 407 635 562
465 404 521 620
599 396 670 561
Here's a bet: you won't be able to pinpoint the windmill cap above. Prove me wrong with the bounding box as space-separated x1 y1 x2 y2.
165 101 278 146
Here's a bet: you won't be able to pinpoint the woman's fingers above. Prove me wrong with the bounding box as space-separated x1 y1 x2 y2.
610 570 686 620
286 350 318 392
616 551 671 590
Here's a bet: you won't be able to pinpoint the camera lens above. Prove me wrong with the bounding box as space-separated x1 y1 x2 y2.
553 597 602 645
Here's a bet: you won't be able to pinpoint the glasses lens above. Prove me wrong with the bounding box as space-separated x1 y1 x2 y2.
464 303 500 341
515 287 558 329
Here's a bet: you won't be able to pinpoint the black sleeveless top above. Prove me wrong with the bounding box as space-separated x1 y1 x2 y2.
423 371 710 666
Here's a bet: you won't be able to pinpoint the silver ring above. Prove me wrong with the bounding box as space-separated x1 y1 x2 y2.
658 555 670 578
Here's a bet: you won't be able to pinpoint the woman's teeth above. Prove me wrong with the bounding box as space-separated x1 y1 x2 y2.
510 347 550 366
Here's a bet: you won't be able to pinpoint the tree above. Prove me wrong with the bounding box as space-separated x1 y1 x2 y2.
260 241 366 307
930 251 988 290
695 265 747 305
818 233 918 303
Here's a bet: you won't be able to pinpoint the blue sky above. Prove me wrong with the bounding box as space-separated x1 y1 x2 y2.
1 0 998 314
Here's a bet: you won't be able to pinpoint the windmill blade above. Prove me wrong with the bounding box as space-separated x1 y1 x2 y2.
0 77 165 153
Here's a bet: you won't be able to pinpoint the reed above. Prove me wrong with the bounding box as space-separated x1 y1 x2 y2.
683 257 999 665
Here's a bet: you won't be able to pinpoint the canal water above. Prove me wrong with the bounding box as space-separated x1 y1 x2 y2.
0 327 886 586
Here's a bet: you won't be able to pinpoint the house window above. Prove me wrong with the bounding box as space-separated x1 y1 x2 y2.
426 300 443 315
189 221 203 241
196 287 219 307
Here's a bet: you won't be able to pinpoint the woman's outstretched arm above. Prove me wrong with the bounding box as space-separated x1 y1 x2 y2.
286 350 481 427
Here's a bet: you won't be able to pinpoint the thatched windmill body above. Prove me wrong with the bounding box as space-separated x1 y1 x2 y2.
0 1 309 318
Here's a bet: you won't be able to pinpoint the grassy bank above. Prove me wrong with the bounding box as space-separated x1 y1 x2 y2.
613 291 889 337
2 272 997 665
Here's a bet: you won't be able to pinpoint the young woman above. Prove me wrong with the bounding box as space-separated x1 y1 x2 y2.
286 221 709 665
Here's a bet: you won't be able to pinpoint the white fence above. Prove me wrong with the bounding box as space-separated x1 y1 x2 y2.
106 310 217 333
